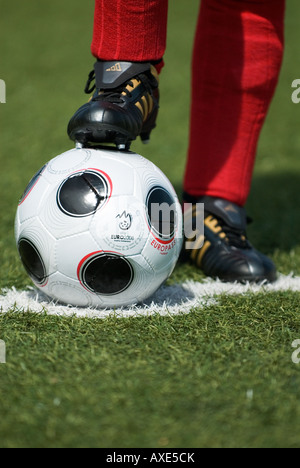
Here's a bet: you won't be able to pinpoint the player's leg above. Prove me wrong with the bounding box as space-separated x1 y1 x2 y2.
183 0 286 282
68 0 168 150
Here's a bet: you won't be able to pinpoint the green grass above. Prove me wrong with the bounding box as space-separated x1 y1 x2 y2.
1 0 300 448
1 294 300 448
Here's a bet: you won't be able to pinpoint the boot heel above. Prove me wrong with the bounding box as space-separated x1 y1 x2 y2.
140 132 151 145
140 104 159 145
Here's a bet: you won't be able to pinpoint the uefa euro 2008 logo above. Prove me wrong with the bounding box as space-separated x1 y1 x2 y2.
0 79 6 103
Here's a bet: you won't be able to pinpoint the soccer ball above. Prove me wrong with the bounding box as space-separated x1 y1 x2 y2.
15 148 183 308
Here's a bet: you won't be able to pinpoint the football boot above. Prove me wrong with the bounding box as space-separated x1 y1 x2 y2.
67 61 160 150
183 194 277 283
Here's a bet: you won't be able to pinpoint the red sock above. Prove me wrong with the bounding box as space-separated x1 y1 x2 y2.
91 0 285 207
184 0 285 206
91 0 168 72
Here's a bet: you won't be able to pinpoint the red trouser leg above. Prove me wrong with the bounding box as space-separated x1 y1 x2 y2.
184 0 285 206
91 0 168 70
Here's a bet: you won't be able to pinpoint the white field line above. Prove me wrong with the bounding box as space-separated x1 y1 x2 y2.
0 273 300 319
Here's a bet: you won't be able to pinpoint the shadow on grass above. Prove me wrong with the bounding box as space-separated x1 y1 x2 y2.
173 170 300 256
247 171 300 254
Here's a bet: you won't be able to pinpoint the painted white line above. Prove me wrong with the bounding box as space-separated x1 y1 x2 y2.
0 273 299 319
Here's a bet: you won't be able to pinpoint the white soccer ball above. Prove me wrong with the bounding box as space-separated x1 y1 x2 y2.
15 148 183 308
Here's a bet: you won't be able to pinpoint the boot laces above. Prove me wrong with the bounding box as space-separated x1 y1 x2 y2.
84 70 156 104
213 216 251 249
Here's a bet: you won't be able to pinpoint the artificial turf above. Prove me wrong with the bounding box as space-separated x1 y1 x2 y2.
1 0 300 448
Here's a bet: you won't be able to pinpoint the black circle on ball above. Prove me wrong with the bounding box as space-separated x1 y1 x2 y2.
81 254 134 295
57 170 109 217
18 238 47 285
146 186 176 239
19 164 47 204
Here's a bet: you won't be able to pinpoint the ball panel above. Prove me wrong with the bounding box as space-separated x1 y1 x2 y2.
78 252 134 296
45 275 94 308
48 148 92 175
57 170 110 217
17 217 57 280
38 184 93 239
18 238 47 285
56 232 100 279
19 164 48 206
146 186 176 240
89 194 147 255
14 209 21 241
17 175 50 223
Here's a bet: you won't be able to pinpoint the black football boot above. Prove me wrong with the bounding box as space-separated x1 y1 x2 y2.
67 61 160 150
183 194 277 283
